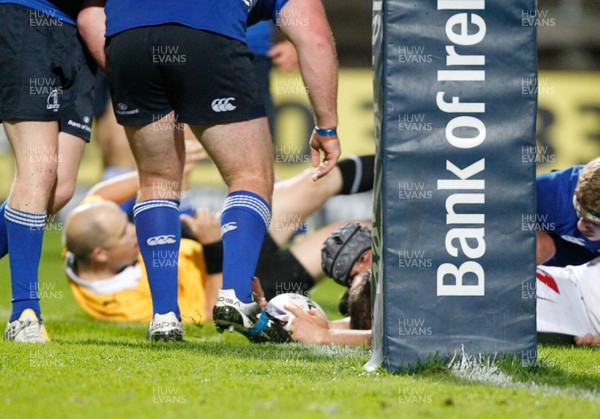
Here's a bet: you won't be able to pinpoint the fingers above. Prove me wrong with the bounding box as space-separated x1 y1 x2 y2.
310 146 321 168
313 159 333 181
308 132 340 180
284 303 303 317
189 208 221 244
180 214 193 227
306 308 325 319
575 334 600 346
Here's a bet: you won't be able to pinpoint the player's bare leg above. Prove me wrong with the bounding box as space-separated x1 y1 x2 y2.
47 132 86 213
124 112 185 341
269 166 342 245
2 120 59 341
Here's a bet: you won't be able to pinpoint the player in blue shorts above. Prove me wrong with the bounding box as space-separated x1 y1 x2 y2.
0 0 96 342
79 0 340 342
536 157 600 266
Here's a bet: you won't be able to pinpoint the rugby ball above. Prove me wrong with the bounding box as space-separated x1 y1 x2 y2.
266 293 325 331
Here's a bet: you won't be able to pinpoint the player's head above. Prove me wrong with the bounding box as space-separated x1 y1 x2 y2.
574 157 600 240
64 201 138 270
348 270 372 330
321 223 372 287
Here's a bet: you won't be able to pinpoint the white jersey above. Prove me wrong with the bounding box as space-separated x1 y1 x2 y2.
536 257 600 336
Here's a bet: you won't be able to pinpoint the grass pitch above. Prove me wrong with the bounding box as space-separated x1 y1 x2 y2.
1 230 600 418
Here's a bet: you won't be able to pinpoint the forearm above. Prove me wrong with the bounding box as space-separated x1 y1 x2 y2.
325 329 371 346
281 0 338 128
328 317 350 329
78 1 107 71
86 172 139 203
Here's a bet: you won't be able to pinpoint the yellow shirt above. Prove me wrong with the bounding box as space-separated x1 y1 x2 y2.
66 196 209 324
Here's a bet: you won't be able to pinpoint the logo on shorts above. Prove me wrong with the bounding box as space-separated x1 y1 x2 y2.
211 98 237 112
147 235 177 246
46 89 60 112
116 103 140 116
221 222 238 235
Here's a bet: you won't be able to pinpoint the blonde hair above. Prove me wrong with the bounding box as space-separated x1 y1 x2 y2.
575 157 600 217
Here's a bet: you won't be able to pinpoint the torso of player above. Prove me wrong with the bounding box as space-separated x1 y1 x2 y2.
536 165 600 254
104 0 251 42
0 0 83 24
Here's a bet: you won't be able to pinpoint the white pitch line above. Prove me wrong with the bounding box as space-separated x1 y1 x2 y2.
448 346 600 402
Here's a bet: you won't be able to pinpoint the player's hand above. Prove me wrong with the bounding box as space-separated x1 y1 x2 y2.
285 303 331 344
180 208 221 244
309 129 341 181
574 334 600 346
267 40 299 73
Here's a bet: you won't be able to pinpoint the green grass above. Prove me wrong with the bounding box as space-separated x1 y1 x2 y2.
1 231 600 418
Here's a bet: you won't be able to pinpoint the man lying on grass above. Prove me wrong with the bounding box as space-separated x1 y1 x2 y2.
286 224 600 347
63 141 217 330
63 141 374 342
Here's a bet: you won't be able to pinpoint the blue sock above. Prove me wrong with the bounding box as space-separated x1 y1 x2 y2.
133 199 181 319
5 205 46 322
0 201 7 259
221 191 270 303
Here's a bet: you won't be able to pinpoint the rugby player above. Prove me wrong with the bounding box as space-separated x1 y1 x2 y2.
288 224 600 347
79 0 341 342
0 1 97 342
537 157 600 266
63 153 373 342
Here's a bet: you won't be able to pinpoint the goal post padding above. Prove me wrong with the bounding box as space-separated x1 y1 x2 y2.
368 0 538 371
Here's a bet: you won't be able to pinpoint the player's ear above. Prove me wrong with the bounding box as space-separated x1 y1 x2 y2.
89 247 108 264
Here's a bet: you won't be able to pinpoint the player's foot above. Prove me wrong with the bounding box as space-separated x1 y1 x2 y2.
147 312 183 342
213 289 292 344
4 309 49 343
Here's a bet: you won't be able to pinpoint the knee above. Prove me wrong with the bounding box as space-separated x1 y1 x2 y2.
49 182 77 213
17 161 59 191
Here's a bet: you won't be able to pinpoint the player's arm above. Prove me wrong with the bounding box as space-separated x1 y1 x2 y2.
574 334 600 347
279 0 340 180
267 40 299 73
286 304 371 346
86 172 139 204
536 230 557 264
78 0 107 72
329 317 351 329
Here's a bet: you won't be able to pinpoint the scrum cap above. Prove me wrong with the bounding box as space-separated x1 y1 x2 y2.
321 223 372 286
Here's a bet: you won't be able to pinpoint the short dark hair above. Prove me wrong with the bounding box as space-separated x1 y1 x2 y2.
348 270 372 330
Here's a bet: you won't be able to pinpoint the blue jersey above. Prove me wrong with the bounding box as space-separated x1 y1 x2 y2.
105 0 250 42
247 21 273 57
0 0 82 25
536 166 600 254
248 0 289 26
